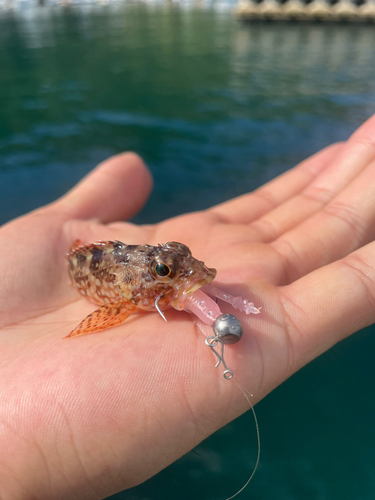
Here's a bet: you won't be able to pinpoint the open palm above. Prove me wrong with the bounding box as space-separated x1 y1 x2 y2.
2 115 375 499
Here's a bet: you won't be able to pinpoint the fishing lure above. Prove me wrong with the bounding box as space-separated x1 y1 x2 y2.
67 240 260 377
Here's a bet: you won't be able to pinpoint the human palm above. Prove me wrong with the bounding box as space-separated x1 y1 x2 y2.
2 115 375 499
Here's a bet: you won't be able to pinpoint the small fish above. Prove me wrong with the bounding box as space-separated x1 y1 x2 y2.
67 240 216 337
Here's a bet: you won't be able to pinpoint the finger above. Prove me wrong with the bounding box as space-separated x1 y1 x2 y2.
244 114 375 243
210 142 342 224
279 239 375 373
56 153 153 223
272 156 375 283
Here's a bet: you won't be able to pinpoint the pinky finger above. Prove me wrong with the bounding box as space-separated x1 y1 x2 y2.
279 241 375 370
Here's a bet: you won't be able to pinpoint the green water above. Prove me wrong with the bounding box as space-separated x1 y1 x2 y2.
1 4 375 499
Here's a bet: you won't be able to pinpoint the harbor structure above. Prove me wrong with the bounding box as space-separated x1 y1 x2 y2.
235 0 375 22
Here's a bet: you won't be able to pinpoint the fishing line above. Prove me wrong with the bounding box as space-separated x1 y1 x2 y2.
224 380 260 500
196 321 261 499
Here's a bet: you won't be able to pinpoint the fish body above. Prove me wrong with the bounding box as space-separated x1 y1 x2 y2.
67 240 216 337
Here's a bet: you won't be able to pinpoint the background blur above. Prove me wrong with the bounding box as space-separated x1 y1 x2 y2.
1 3 375 499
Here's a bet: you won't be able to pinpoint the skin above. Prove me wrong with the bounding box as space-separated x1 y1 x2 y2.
1 114 375 499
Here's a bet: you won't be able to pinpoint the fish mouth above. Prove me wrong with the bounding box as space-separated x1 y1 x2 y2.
173 267 216 310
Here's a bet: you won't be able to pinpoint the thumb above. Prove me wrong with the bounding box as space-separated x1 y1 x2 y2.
56 152 153 223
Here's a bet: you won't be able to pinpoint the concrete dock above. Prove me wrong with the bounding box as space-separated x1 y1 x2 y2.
235 0 375 22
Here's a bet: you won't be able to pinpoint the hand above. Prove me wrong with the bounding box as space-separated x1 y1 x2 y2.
1 114 375 499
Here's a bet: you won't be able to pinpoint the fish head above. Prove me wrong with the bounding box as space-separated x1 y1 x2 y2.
148 241 216 310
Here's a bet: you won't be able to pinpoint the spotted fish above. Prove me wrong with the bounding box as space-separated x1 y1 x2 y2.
67 240 216 337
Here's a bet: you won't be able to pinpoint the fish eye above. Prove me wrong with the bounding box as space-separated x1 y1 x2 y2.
155 263 171 277
150 256 179 280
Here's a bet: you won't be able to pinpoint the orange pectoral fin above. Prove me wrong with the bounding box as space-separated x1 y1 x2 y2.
66 299 138 338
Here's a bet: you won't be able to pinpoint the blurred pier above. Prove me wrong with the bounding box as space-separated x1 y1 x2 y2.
235 0 375 22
